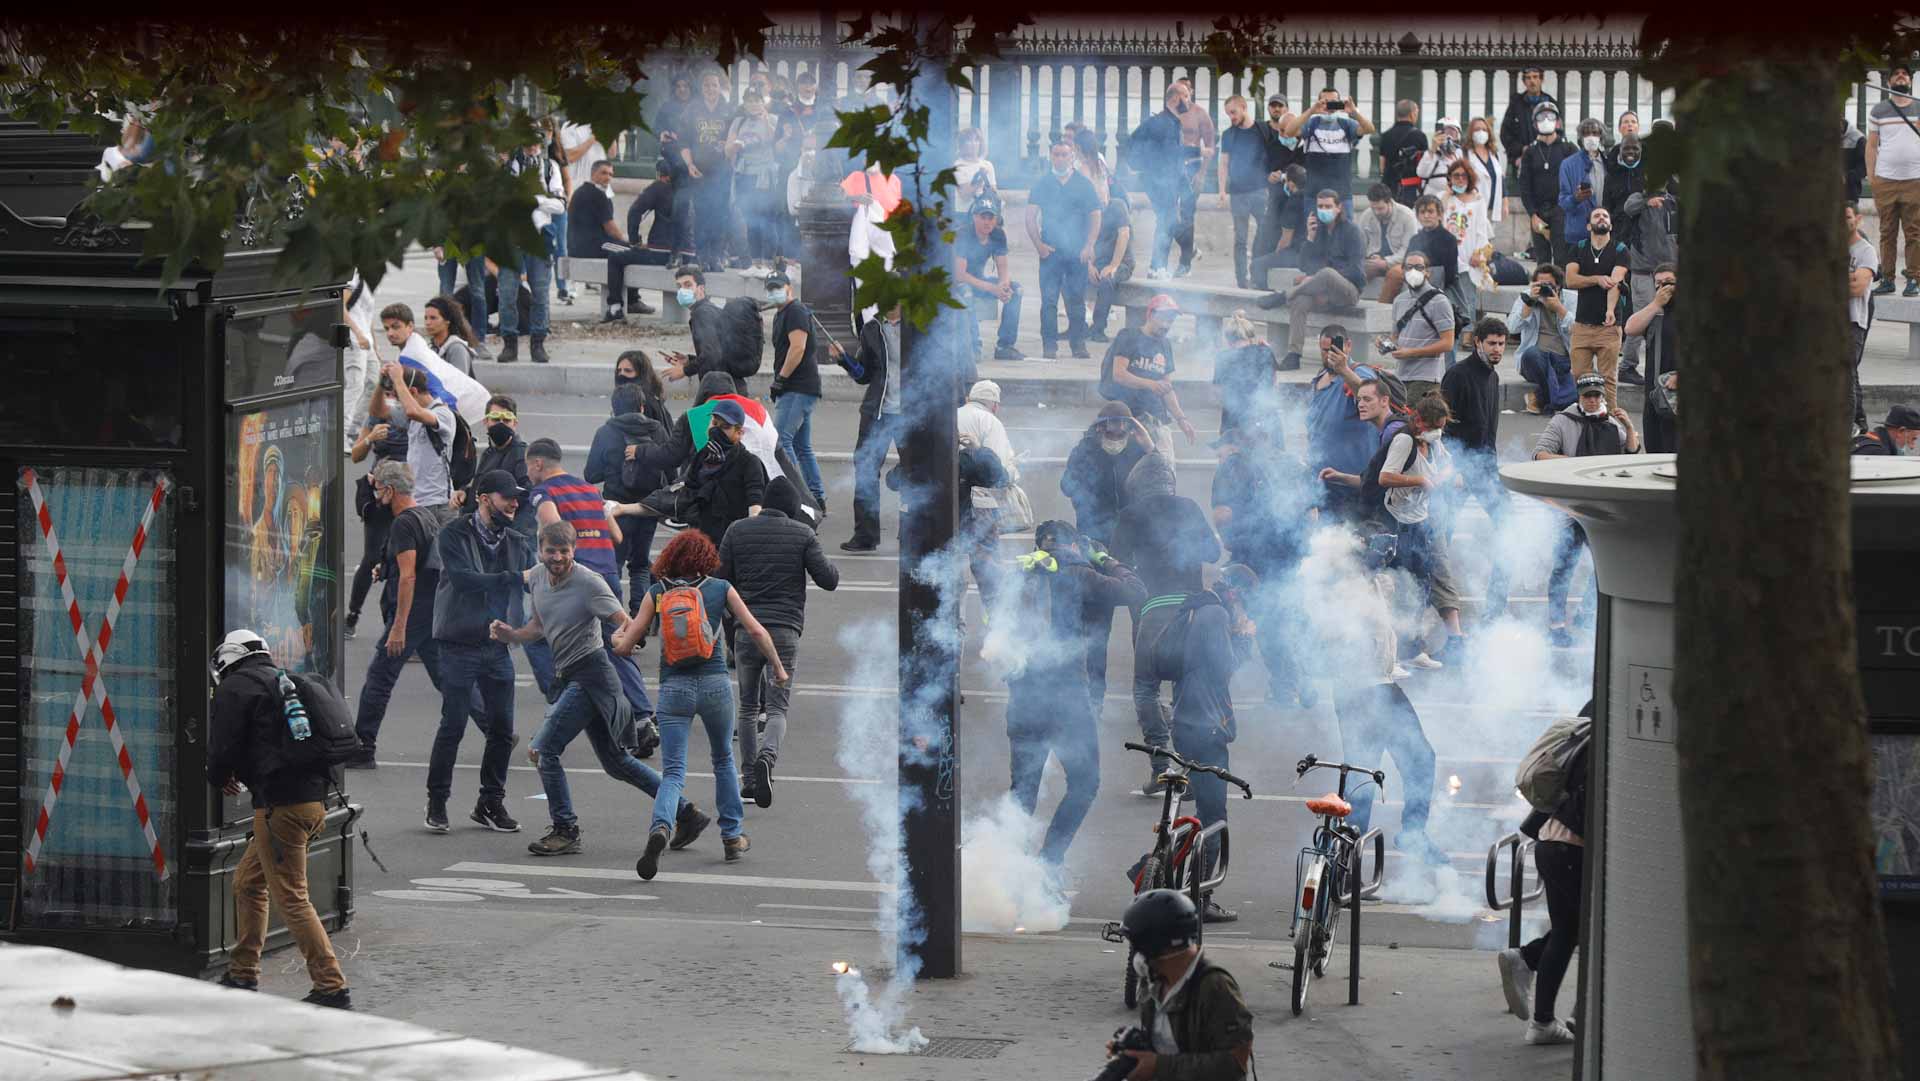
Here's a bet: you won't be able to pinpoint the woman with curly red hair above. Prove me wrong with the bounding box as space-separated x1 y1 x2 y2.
614 529 788 879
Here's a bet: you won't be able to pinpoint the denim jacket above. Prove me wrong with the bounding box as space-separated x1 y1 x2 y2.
1506 287 1575 358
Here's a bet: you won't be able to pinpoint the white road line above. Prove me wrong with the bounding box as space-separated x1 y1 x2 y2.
755 902 1110 927
376 759 882 785
445 860 891 894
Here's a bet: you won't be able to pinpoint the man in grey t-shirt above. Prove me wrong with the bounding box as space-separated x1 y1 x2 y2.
1383 250 1456 398
374 360 457 508
1847 202 1881 432
492 520 708 857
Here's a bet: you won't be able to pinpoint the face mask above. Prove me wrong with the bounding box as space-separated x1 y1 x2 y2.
487 422 514 447
765 289 786 304
1404 268 1427 290
1898 82 1913 95
1101 436 1128 455
1316 207 1337 224
1279 135 1300 149
1622 155 1642 169
1419 429 1442 444
1900 439 1919 456
798 93 815 105
1472 130 1490 146
615 371 638 386
1582 135 1602 153
1052 163 1073 178
1537 118 1557 135
1451 182 1468 195
676 287 696 307
1130 951 1151 982
1581 399 1607 417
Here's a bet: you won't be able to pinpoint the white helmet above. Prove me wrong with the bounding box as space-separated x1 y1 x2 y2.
210 629 270 684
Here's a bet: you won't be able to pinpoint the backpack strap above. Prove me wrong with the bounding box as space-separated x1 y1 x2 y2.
1394 290 1445 340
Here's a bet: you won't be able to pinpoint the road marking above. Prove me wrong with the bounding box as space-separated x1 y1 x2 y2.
445 860 892 893
376 759 882 785
755 902 1110 927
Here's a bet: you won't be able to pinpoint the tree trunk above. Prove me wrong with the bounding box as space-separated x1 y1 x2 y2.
1672 47 1901 1079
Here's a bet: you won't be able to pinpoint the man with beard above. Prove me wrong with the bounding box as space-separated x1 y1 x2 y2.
1439 316 1515 622
1533 373 1641 646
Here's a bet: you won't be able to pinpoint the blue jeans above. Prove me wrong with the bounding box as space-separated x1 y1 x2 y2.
1445 450 1513 615
1330 681 1435 842
531 682 668 830
850 411 907 545
437 254 488 331
965 280 1022 352
772 392 825 503
617 516 658 609
1520 347 1575 410
427 640 517 804
1547 518 1592 627
1007 673 1100 866
1037 251 1088 351
498 254 552 338
650 671 745 840
352 625 444 754
1172 721 1231 881
549 216 569 292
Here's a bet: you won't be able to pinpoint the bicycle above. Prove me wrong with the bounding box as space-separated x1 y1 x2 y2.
1284 753 1386 1017
1102 741 1253 1008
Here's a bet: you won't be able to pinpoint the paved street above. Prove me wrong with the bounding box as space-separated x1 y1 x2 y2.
316 382 1587 1078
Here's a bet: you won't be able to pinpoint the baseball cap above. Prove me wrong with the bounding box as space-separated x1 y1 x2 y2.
711 398 747 427
970 197 1000 218
1887 403 1920 429
1576 373 1607 395
1096 401 1134 422
764 270 791 288
1146 294 1181 318
474 469 527 500
1437 116 1460 131
1267 94 1285 106
968 379 1001 406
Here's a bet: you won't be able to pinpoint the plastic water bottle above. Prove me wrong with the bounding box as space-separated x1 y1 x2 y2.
278 672 311 741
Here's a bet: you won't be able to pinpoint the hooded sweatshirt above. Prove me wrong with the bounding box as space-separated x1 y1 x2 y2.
1061 415 1146 547
1111 453 1220 598
587 384 672 502
1536 401 1631 458
632 372 737 481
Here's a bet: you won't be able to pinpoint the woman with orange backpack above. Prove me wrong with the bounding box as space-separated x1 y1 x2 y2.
614 529 788 880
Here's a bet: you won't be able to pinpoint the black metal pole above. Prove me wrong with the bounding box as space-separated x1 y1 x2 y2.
1348 854 1362 1005
896 16 962 981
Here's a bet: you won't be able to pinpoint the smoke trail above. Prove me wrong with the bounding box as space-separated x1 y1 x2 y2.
960 794 1071 933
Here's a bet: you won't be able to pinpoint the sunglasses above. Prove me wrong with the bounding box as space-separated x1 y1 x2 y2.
483 410 517 423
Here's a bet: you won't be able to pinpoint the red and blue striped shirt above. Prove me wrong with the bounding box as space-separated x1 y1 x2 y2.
530 473 619 574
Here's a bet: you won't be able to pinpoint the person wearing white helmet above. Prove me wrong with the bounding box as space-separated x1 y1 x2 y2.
957 380 1019 612
207 630 352 1009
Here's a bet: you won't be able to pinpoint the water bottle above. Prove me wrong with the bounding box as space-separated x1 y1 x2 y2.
278 672 311 741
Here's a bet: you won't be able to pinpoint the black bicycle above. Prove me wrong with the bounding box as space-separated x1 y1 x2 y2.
1103 741 1253 1007
1285 753 1385 1016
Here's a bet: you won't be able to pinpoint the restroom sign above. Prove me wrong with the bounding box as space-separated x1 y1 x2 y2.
1626 664 1676 744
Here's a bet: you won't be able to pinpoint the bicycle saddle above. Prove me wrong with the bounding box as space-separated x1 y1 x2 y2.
1305 793 1353 818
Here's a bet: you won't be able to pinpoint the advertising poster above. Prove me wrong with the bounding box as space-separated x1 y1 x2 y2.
227 398 339 682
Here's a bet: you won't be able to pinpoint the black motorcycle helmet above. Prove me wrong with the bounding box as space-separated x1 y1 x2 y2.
1215 563 1259 607
1122 889 1201 960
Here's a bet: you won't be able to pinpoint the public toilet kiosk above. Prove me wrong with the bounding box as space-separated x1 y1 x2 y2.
1501 453 1920 1080
0 125 357 974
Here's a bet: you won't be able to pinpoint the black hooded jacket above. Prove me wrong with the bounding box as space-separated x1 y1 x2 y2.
208 654 332 808
716 479 839 632
631 372 736 484
1061 430 1147 548
589 385 672 502
1111 453 1219 597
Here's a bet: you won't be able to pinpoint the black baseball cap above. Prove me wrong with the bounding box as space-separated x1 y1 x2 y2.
1576 373 1607 395
1887 403 1920 429
475 469 527 500
764 270 791 288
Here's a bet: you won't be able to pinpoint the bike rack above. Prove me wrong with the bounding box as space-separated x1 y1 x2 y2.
1348 827 1384 1005
1189 822 1230 895
1485 831 1545 949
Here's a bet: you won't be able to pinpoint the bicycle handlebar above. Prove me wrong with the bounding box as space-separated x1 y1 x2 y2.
1122 742 1254 798
1295 753 1386 788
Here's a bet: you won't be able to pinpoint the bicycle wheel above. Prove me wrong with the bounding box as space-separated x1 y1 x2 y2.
1290 918 1313 1016
1313 861 1346 978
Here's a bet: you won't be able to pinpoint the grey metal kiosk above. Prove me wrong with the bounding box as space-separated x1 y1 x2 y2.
0 125 356 975
1500 454 1920 1080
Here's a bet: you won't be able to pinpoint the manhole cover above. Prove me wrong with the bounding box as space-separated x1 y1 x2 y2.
845 1037 1014 1059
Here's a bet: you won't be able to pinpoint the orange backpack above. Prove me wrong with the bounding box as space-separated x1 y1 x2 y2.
657 578 718 669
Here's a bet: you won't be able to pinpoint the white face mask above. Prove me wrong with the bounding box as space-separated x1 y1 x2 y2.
1130 951 1151 982
1418 429 1442 444
1101 436 1129 455
1582 135 1602 153
1537 118 1557 135
1472 130 1490 146
1403 268 1427 290
1580 399 1607 417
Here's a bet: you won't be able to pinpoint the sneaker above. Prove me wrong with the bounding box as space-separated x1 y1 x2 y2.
993 345 1026 360
1548 626 1575 648
527 824 582 856
753 755 774 809
1276 351 1302 371
302 987 354 1010
1086 331 1110 344
1070 344 1090 360
840 538 878 553
556 290 576 305
343 613 358 640
1256 290 1287 310
1907 278 1920 298
424 798 449 833
471 799 521 833
1874 277 1897 296
739 774 759 805
1389 664 1411 681
1041 347 1058 360
633 297 658 316
671 801 712 850
601 310 626 324
1526 1018 1575 1045
636 827 670 880
724 834 751 862
1497 948 1535 1020
342 750 377 770
1199 896 1238 923
1409 652 1444 670
1147 267 1172 282
1524 390 1542 415
1173 263 1192 278
497 336 519 363
218 973 259 991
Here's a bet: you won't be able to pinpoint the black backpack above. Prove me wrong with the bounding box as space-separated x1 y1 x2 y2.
244 667 362 776
720 296 766 383
430 411 479 495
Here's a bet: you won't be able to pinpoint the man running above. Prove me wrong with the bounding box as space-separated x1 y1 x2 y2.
493 521 710 856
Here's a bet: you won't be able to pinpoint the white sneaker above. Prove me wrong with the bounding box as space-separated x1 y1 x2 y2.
1526 1018 1575 1045
1389 665 1411 681
1410 652 1444 670
1496 948 1533 1020
1147 267 1172 282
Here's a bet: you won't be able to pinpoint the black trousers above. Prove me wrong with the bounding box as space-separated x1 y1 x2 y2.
1518 839 1584 1024
348 502 393 620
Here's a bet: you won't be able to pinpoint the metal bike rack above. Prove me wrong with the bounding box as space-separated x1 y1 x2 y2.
1348 827 1384 1004
1485 831 1545 949
1189 822 1230 894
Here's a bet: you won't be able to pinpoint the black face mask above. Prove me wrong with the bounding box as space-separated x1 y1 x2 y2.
615 371 639 387
1898 82 1913 95
488 423 514 447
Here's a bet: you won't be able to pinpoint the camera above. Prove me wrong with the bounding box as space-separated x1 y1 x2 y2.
1535 281 1553 296
1089 1027 1155 1081
1325 100 1344 112
1519 292 1537 308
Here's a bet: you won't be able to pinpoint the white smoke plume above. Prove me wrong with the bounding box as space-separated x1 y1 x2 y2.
960 794 1071 933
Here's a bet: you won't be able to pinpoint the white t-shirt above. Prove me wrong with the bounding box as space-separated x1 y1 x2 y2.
1850 234 1880 330
1443 193 1491 273
1382 432 1441 525
1872 99 1920 181
561 123 606 194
